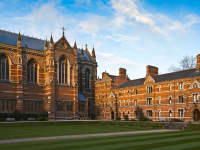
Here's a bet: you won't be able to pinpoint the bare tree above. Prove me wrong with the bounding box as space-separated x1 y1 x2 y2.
169 55 196 72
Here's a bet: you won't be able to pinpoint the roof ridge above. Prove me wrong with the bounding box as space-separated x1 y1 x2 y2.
127 68 195 82
157 68 195 76
0 29 45 41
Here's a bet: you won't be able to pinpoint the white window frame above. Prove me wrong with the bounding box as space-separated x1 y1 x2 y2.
169 84 172 91
178 109 184 117
158 85 161 92
169 96 172 104
169 110 172 117
158 96 161 105
179 82 184 90
147 98 152 106
178 95 184 103
134 99 137 107
193 93 199 103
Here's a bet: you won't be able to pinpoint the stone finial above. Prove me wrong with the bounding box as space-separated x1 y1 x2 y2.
17 32 21 49
92 45 96 58
73 41 77 49
17 32 21 41
49 34 54 49
44 39 48 50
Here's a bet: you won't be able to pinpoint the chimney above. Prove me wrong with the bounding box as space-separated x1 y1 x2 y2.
196 54 200 72
119 68 126 78
146 65 158 77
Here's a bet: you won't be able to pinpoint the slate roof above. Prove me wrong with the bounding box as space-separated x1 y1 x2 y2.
0 29 92 62
77 49 92 62
117 78 145 88
0 29 45 51
117 69 200 89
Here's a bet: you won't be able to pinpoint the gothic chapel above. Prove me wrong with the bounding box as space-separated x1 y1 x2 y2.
0 29 97 119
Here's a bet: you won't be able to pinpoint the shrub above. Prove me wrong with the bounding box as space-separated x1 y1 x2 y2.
0 111 48 122
124 115 129 121
170 118 184 122
115 116 121 121
135 106 149 121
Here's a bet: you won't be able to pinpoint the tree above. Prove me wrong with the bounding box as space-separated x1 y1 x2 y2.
169 55 196 72
135 106 149 121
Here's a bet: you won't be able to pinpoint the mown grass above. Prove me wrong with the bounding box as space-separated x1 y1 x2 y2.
0 121 164 140
0 130 200 150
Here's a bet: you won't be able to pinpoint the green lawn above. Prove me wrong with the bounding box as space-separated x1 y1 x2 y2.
1 130 200 150
0 121 164 140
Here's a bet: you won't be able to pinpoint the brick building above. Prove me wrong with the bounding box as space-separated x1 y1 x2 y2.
95 56 200 121
0 29 97 119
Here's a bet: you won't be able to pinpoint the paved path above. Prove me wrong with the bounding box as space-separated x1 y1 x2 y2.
0 129 178 144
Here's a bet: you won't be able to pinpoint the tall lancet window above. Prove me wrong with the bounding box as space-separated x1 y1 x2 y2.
85 69 90 89
0 54 9 81
59 56 70 84
27 59 37 83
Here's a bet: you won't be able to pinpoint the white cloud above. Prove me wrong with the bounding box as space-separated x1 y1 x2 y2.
167 15 200 31
75 0 91 4
78 15 110 37
97 51 137 65
110 0 200 35
105 34 139 42
14 2 68 40
111 0 162 34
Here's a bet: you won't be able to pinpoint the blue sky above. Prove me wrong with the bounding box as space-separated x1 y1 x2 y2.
0 0 200 79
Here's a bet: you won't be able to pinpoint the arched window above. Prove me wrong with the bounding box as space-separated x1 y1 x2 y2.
27 59 37 83
59 56 70 84
85 69 90 89
0 54 9 81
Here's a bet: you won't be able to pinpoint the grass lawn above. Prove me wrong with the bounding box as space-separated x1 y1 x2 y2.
0 121 164 140
1 130 200 150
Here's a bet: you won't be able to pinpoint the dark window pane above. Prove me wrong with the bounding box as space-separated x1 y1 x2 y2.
65 64 67 83
2 57 5 79
62 63 64 83
59 62 61 83
35 64 37 83
0 57 2 79
6 59 9 80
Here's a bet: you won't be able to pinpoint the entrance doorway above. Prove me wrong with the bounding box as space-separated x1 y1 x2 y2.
193 109 200 121
111 111 114 120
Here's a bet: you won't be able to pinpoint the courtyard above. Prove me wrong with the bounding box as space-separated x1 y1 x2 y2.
0 121 200 150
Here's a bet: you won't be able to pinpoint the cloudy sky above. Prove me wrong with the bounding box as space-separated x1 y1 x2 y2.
0 0 200 79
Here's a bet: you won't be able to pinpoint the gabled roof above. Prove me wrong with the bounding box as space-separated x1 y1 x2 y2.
0 29 93 63
0 29 45 51
117 69 200 89
154 69 200 82
54 35 71 49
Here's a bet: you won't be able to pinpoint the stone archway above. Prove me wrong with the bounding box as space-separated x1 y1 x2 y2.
193 109 200 121
111 111 114 120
